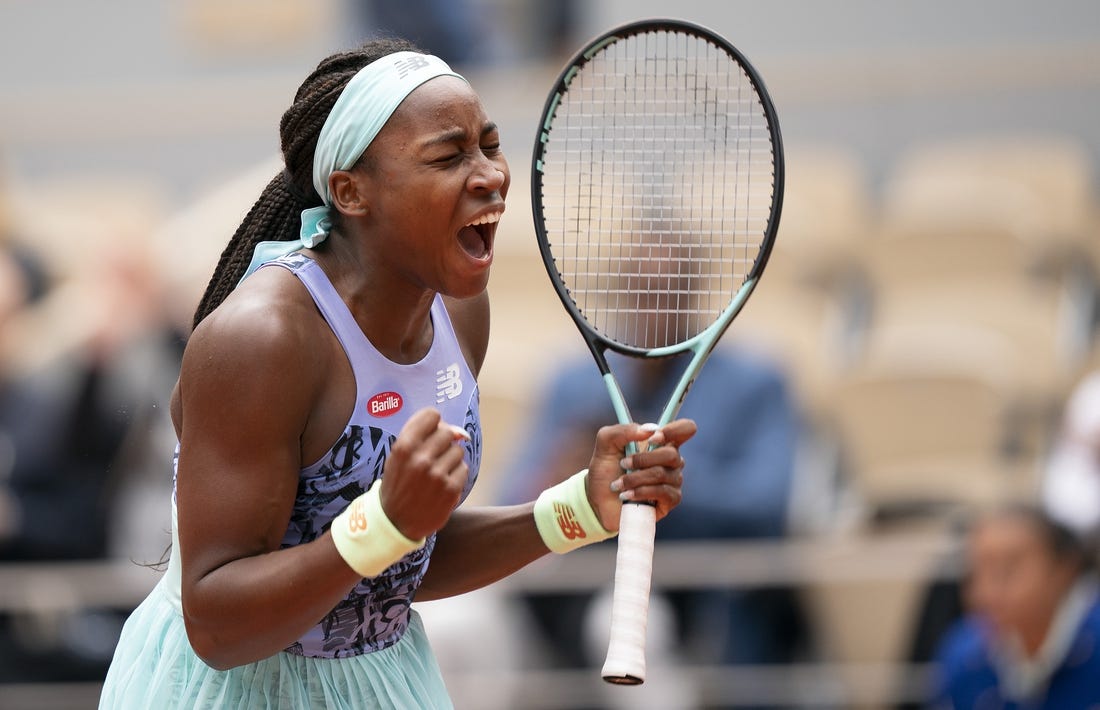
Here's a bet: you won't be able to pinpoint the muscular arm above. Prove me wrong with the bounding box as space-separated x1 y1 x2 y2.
176 279 361 671
415 503 544 601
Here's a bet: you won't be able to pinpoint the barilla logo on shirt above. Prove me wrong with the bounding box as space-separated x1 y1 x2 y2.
367 392 403 417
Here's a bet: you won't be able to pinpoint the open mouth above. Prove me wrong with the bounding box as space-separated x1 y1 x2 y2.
458 210 502 260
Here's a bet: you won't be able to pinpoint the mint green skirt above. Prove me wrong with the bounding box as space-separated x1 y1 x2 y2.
99 580 452 709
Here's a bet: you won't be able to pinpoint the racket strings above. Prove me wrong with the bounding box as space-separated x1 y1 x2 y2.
539 28 776 351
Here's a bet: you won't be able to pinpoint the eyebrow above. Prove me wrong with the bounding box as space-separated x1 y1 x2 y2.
421 122 499 149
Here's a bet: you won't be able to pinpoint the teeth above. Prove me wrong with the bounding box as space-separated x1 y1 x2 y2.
464 212 502 227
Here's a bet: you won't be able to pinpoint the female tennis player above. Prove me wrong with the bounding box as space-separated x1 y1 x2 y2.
98 37 694 709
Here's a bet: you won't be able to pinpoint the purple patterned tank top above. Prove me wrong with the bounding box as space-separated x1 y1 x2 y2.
266 252 481 658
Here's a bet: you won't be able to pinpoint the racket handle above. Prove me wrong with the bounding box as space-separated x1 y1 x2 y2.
600 500 656 685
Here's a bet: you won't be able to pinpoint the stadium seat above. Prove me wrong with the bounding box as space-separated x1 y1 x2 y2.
826 322 1041 520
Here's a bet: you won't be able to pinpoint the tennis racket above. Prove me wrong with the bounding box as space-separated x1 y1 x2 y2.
531 18 784 684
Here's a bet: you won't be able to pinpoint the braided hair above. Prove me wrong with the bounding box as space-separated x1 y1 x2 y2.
191 37 424 330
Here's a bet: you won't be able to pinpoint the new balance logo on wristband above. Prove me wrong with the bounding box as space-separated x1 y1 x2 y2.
332 486 425 578
553 502 587 540
534 470 614 554
347 500 369 533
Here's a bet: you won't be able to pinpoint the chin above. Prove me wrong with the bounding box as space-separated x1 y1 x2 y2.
446 273 491 300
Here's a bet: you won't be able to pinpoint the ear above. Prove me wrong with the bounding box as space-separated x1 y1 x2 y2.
328 170 370 218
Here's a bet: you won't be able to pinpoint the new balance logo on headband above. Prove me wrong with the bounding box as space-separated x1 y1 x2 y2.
394 55 432 79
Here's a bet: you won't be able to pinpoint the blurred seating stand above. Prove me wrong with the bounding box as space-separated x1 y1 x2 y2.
0 532 964 710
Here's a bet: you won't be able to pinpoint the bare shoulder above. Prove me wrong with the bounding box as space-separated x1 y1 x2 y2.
180 267 327 430
188 269 321 366
443 290 489 377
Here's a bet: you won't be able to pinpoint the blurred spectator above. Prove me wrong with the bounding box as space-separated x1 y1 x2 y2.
902 369 1100 708
0 242 117 563
931 504 1100 709
496 345 812 707
0 221 182 682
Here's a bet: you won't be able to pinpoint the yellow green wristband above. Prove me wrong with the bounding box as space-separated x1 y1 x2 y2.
534 469 616 554
331 484 425 578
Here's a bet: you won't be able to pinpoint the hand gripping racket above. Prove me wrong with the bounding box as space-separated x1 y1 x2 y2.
531 19 784 684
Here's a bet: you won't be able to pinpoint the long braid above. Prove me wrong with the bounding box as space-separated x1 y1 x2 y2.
191 37 423 330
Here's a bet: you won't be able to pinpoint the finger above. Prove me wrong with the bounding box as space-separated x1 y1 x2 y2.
657 418 698 448
432 443 469 480
407 434 467 484
398 407 444 445
390 410 445 471
611 452 685 497
448 424 472 443
429 421 472 478
596 422 664 454
615 463 684 494
412 418 471 461
425 418 469 444
394 417 469 480
635 422 668 450
620 444 684 473
619 482 684 509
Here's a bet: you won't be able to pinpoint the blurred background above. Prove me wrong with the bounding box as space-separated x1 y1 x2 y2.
1 0 1098 708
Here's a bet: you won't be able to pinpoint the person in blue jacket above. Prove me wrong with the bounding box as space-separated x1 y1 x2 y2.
932 503 1100 709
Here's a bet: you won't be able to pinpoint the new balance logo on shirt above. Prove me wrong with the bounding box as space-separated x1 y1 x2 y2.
435 364 463 403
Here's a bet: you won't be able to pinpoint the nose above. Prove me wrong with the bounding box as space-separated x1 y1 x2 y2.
468 153 508 193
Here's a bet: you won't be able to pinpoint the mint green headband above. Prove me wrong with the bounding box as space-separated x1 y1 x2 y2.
239 52 465 283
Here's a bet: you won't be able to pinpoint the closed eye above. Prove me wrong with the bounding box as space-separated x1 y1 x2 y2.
422 122 501 165
431 145 500 166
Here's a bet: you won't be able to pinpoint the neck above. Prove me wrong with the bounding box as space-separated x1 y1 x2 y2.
351 282 437 364
1017 616 1055 658
1013 576 1088 659
311 240 437 365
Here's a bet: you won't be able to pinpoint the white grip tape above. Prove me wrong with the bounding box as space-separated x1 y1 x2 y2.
330 484 426 578
601 501 656 684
